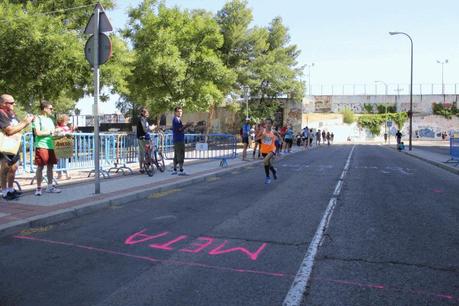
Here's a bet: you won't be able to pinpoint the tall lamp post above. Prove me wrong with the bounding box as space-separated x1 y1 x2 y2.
306 63 315 96
389 31 413 151
375 80 389 143
436 59 448 101
243 85 250 120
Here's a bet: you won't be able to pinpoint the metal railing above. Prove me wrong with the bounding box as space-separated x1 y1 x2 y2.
18 132 238 174
309 83 459 96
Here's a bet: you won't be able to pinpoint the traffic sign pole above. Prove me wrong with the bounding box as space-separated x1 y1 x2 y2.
93 6 100 194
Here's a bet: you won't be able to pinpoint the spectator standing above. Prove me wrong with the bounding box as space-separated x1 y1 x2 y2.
302 127 309 148
136 107 156 173
0 94 34 200
316 129 321 145
33 100 61 196
55 114 74 180
172 107 191 175
241 118 251 161
283 125 294 153
396 130 402 145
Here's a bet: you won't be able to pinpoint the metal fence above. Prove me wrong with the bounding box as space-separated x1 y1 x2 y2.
309 83 459 96
18 132 238 174
162 133 238 167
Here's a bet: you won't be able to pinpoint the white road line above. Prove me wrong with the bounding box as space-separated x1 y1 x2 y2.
283 145 355 306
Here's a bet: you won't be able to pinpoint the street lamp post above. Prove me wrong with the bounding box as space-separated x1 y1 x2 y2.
375 80 389 143
389 31 413 151
436 59 448 101
243 85 250 119
306 63 315 96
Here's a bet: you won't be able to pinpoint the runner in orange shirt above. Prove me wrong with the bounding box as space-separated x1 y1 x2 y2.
260 118 278 184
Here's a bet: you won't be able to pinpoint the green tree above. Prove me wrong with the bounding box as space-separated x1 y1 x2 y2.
389 112 408 129
0 1 131 114
124 0 236 117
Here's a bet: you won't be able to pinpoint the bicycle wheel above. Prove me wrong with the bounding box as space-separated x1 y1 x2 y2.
144 161 155 177
154 151 166 172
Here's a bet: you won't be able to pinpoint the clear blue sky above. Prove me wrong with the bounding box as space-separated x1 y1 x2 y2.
78 0 459 114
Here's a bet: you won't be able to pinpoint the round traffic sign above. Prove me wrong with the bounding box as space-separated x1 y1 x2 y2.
84 33 112 66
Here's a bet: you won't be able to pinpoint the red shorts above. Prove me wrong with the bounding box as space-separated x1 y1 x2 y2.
35 148 58 166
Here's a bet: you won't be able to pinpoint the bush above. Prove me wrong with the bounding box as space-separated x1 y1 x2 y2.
389 112 408 130
432 102 458 119
358 114 385 136
363 103 374 114
341 108 355 124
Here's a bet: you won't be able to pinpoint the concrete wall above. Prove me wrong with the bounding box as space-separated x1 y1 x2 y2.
305 94 458 114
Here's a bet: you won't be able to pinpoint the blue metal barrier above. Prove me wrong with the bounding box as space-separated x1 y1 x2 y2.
446 137 459 166
18 132 237 174
162 133 237 167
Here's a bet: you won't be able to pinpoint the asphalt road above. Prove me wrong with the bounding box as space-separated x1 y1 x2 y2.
0 145 458 306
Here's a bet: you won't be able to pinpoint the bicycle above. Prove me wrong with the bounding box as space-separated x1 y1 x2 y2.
142 131 166 176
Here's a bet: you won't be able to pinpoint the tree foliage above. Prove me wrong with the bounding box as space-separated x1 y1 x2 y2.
358 112 408 136
0 1 130 114
124 0 236 115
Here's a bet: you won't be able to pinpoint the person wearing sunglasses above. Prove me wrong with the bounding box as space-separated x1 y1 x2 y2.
32 100 61 196
0 94 34 200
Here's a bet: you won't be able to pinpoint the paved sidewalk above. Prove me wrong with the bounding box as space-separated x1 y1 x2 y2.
0 145 310 237
384 144 459 175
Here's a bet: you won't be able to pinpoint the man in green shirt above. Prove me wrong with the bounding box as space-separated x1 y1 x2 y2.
32 100 61 196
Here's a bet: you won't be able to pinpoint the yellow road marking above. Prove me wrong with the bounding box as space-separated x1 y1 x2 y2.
20 225 54 236
149 188 182 199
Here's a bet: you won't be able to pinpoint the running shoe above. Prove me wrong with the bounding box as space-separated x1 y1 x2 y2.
45 186 62 193
35 188 42 196
265 177 271 184
171 170 178 175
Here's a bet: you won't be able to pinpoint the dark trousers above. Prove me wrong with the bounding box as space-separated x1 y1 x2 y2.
173 141 185 170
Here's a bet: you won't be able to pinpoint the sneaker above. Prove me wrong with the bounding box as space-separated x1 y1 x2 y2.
178 171 188 176
2 191 19 201
35 188 42 196
45 186 62 193
265 177 271 184
171 170 178 175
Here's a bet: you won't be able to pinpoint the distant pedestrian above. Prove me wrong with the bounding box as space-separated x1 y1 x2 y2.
326 131 331 146
316 129 321 145
302 127 309 148
241 118 251 161
0 94 34 200
56 114 75 180
283 125 294 153
273 126 282 154
396 130 402 145
253 124 263 159
331 132 334 143
322 130 326 145
309 129 314 146
260 118 277 184
33 100 61 196
172 107 191 176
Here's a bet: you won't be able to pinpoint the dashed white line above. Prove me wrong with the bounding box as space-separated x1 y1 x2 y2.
283 145 355 306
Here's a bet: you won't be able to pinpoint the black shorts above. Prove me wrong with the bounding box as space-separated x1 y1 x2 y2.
242 135 249 144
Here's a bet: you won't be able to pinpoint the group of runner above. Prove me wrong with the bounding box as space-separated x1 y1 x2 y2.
241 118 335 184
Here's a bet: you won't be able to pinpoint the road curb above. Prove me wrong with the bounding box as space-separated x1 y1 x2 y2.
0 158 265 238
382 145 459 176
